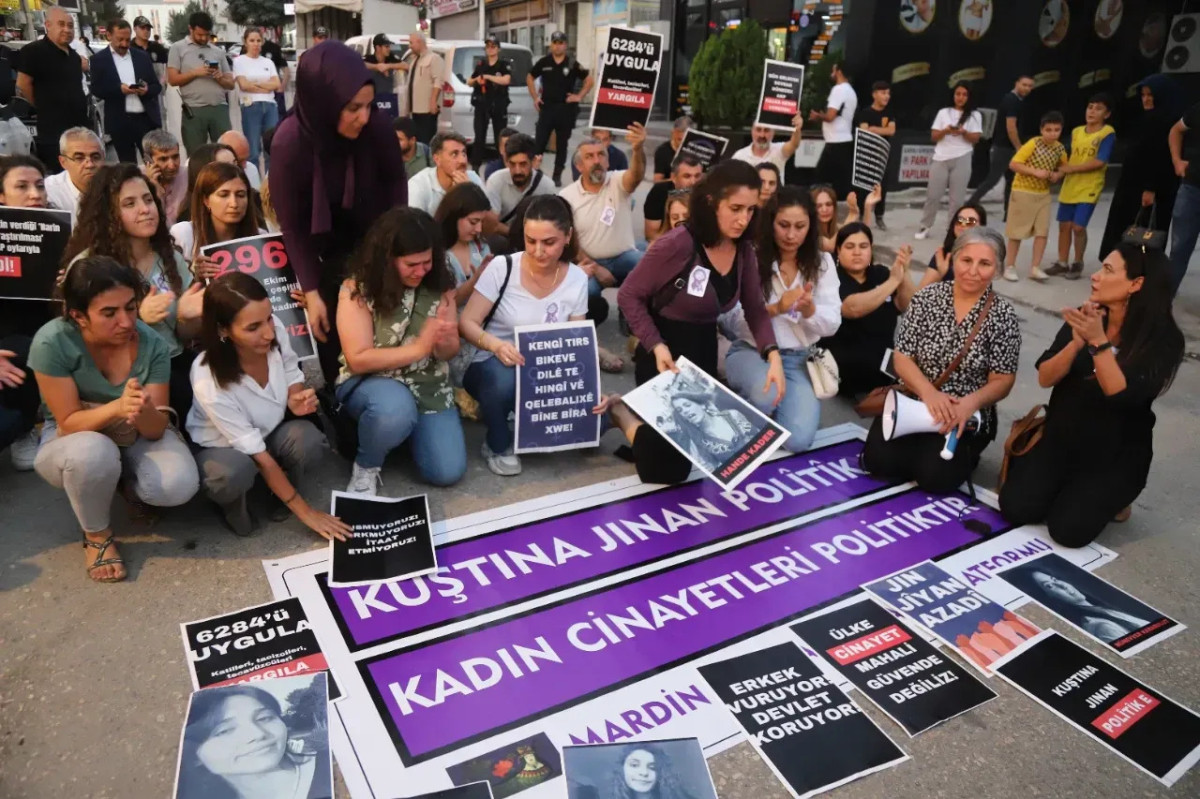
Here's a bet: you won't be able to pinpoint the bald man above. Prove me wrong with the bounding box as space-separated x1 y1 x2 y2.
218 130 262 188
17 7 91 170
402 32 444 144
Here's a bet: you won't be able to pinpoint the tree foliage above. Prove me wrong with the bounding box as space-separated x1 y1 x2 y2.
224 0 287 29
167 1 203 44
82 0 125 31
687 21 770 129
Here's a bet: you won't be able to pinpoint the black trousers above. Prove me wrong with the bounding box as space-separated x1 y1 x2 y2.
861 415 991 494
1098 174 1178 259
110 112 157 164
411 113 438 145
968 146 1016 219
816 141 854 198
169 349 197 432
823 338 892 397
472 103 507 170
0 334 38 450
534 102 576 181
999 435 1149 548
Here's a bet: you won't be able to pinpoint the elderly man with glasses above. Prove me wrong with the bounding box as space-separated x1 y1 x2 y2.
44 127 105 223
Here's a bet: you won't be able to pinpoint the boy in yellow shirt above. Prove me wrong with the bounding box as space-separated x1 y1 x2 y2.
1004 111 1068 282
1047 94 1116 280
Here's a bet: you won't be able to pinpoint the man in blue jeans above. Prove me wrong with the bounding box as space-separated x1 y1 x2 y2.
1168 103 1200 293
559 124 647 370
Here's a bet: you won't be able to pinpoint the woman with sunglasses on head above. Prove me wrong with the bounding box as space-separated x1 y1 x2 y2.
723 187 841 452
1000 245 1182 547
818 222 915 396
921 202 987 287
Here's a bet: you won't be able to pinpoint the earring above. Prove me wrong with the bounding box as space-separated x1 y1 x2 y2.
219 334 228 343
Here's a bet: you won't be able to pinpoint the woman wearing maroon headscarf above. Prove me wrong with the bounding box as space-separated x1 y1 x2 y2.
269 42 407 382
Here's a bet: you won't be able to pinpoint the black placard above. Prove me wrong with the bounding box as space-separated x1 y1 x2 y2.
755 60 805 131
0 207 72 301
201 233 317 360
330 492 437 588
994 631 1200 786
180 597 342 700
698 642 907 799
589 27 664 132
791 598 995 736
672 128 729 171
851 128 892 191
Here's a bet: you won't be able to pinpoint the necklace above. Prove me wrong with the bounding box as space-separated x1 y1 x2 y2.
524 261 562 295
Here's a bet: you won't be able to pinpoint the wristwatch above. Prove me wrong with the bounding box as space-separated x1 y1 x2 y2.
1087 341 1113 356
761 344 780 360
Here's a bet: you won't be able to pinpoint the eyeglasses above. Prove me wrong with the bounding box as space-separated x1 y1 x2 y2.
65 153 104 165
955 215 980 226
667 189 691 198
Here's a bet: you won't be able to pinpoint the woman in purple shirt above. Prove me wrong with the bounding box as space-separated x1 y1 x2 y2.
613 160 783 484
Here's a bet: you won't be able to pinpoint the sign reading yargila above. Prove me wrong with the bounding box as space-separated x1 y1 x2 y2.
755 60 805 132
0 206 71 301
589 27 664 133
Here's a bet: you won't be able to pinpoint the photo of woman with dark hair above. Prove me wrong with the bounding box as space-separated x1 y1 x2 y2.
665 383 756 474
565 739 718 799
175 674 332 799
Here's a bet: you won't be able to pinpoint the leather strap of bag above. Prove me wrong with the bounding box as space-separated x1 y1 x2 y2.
931 290 995 390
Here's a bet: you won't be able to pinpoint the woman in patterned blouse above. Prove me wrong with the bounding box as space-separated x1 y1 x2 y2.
862 227 1022 492
336 207 466 495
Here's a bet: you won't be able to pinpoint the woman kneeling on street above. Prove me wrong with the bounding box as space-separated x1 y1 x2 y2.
1000 245 1183 547
188 273 349 539
30 257 199 583
862 227 1021 492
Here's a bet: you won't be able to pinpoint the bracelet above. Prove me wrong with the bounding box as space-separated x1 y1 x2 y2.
281 490 299 506
477 330 488 350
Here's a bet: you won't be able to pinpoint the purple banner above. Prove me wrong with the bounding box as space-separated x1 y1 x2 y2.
360 488 1007 763
326 440 890 649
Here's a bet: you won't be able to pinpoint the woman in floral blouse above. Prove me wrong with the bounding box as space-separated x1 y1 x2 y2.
335 207 466 495
862 227 1021 492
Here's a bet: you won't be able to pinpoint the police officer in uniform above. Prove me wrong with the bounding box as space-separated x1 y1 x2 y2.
468 34 511 171
527 31 592 186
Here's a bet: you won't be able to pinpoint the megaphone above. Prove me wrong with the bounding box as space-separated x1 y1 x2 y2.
881 389 981 461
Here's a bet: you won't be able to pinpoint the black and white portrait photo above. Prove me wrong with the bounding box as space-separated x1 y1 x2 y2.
998 554 1182 656
174 673 332 799
564 739 719 799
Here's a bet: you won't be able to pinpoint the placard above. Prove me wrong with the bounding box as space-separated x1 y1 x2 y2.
672 129 729 171
994 631 1200 787
0 206 72 301
851 128 891 191
201 233 317 360
994 553 1183 658
563 738 718 799
791 597 996 736
755 60 805 132
621 357 789 490
329 492 437 588
698 643 907 799
588 27 664 133
181 597 342 701
513 321 601 454
863 559 1040 675
897 144 935 183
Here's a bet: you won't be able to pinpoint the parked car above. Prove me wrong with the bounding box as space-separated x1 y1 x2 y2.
343 35 535 152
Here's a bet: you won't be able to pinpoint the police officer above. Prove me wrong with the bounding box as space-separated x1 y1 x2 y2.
469 34 511 171
527 31 592 186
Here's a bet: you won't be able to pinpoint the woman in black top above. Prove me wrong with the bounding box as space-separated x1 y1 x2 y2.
920 202 986 286
818 222 916 396
1000 244 1183 547
862 227 1021 493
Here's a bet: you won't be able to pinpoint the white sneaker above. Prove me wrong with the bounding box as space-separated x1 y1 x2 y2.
346 463 382 496
1003 265 1019 282
482 442 522 476
1029 266 1049 282
9 427 38 471
914 227 930 240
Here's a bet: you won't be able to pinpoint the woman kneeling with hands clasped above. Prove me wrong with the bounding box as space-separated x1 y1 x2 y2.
188 272 348 539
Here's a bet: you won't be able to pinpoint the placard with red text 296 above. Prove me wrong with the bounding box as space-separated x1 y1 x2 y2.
201 233 317 360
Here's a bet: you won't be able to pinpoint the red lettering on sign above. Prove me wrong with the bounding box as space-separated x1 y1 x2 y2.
826 624 913 665
0 255 20 277
598 88 651 109
287 323 309 338
1091 690 1160 739
264 240 289 270
763 98 798 116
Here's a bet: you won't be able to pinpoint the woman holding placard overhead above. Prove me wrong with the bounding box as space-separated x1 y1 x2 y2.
188 272 348 539
171 161 266 279
615 160 783 485
459 195 591 477
336 207 465 495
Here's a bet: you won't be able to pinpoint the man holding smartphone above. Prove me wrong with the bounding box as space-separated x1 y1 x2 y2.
166 11 234 154
90 19 162 163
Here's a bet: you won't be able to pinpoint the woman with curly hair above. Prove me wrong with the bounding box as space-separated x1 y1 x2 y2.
575 744 698 799
63 163 203 421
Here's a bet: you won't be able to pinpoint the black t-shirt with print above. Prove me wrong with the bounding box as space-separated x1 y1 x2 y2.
530 54 587 105
471 56 511 107
855 104 892 133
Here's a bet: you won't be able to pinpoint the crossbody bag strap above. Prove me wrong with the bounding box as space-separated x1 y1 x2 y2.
500 173 542 225
932 290 995 390
651 229 705 313
480 254 513 331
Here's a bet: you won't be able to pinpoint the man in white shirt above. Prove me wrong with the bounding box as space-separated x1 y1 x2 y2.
44 127 104 223
218 130 262 189
731 116 804 181
484 132 555 228
809 60 858 197
407 131 499 217
88 20 162 164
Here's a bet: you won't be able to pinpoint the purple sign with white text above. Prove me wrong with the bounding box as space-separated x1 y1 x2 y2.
359 488 1007 764
324 440 891 649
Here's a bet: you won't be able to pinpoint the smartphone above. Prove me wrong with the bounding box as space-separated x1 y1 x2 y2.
206 59 219 70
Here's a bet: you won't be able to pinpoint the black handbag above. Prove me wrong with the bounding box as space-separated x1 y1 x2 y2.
317 376 366 460
1121 205 1167 251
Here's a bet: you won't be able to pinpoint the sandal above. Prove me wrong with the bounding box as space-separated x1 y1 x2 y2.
83 533 126 583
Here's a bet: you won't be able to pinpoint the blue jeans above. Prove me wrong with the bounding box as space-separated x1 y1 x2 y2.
335 376 467 486
1169 182 1200 293
723 342 820 453
589 248 643 297
463 355 515 453
241 101 280 171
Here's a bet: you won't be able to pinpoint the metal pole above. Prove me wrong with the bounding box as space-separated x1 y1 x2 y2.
19 0 35 41
478 0 486 39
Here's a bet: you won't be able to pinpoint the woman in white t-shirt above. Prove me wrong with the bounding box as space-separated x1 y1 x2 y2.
459 195 591 476
232 28 281 172
917 82 983 240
